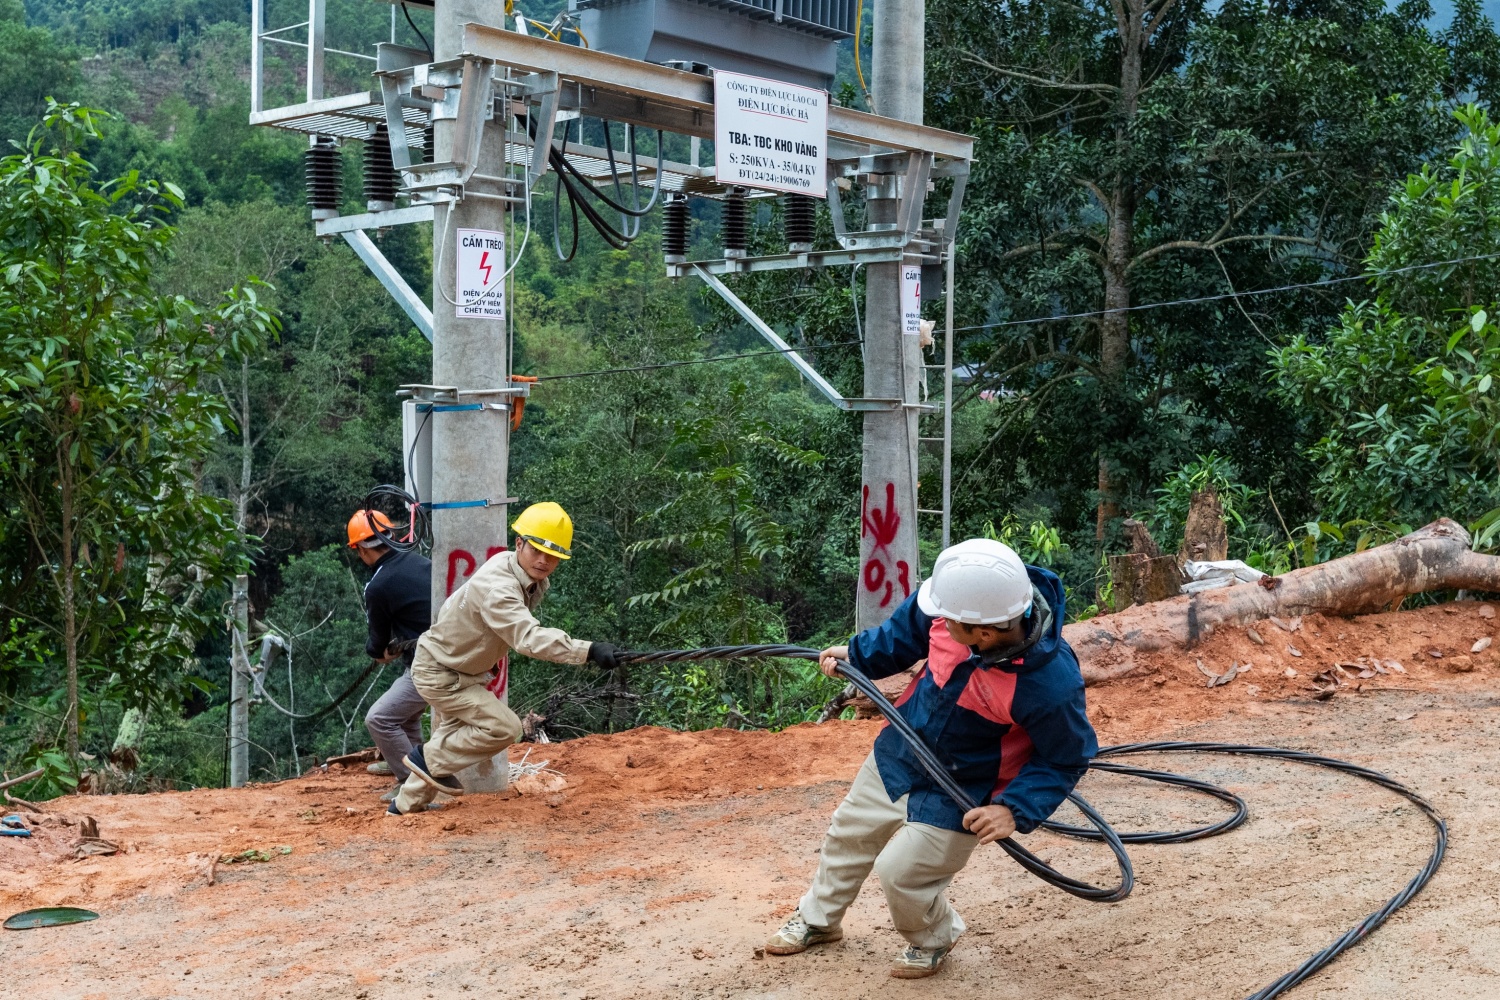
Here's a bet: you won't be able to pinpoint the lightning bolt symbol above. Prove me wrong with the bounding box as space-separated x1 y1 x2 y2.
478 251 493 287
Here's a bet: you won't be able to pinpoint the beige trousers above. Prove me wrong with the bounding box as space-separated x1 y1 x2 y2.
393 672 521 814
798 752 978 949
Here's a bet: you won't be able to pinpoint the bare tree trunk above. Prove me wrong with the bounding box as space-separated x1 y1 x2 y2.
1095 1 1144 540
237 358 251 532
1071 519 1499 683
223 360 256 787
1097 185 1132 538
60 446 79 766
228 574 251 787
110 707 147 771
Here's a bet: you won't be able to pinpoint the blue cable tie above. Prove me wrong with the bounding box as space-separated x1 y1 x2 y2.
422 500 492 510
415 403 486 413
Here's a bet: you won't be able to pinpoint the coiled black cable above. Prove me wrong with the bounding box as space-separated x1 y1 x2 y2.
362 484 430 553
538 117 666 259
618 644 1448 1000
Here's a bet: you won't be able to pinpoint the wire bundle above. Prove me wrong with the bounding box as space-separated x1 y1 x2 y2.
363 484 431 553
617 644 1448 1000
538 117 666 260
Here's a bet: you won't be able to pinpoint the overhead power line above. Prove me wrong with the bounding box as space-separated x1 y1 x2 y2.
955 250 1500 334
533 340 864 381
525 251 1500 382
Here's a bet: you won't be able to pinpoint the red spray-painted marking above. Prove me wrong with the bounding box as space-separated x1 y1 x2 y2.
485 656 509 701
445 544 509 596
441 544 512 702
446 549 476 596
861 483 911 608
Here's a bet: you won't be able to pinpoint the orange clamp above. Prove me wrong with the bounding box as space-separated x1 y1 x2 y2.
510 375 539 431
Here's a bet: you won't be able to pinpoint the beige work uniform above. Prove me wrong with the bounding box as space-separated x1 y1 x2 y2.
394 551 589 813
798 752 977 949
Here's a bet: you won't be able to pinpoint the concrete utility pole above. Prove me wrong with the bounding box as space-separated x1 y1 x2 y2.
430 0 512 790
855 0 926 630
431 0 511 611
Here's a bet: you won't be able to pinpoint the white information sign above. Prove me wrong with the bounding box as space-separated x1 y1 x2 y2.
901 265 923 337
714 70 827 197
455 227 506 319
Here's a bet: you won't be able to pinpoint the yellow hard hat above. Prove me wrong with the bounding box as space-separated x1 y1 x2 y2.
512 501 573 560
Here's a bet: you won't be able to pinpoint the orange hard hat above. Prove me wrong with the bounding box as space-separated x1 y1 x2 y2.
347 509 394 549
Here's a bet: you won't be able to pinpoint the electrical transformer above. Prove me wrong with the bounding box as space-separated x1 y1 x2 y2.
568 0 854 90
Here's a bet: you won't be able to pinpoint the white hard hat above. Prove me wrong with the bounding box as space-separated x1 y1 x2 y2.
917 538 1033 625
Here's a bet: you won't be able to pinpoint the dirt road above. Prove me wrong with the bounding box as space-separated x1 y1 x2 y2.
3 603 1498 999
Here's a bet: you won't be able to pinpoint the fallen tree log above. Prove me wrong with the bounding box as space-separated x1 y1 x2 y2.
1068 518 1500 684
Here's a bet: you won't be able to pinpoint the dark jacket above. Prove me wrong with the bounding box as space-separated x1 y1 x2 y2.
364 549 432 666
850 565 1097 834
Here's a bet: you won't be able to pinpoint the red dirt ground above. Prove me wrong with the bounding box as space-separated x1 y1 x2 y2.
3 601 1498 998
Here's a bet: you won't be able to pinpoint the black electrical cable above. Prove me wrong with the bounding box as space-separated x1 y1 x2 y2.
531 115 666 257
363 483 431 553
617 644 1448 1000
606 122 639 240
552 123 581 262
533 339 864 381
625 645 1130 901
551 121 632 251
562 120 665 219
551 138 640 249
955 248 1500 334
246 638 418 726
250 658 381 725
401 3 432 57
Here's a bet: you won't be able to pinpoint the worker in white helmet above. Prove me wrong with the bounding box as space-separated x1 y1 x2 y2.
764 538 1097 979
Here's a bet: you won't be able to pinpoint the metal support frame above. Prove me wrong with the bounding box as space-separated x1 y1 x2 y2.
250 0 265 114
340 230 435 340
525 71 561 188
249 6 973 439
679 245 907 277
941 250 955 546
398 383 531 402
914 246 957 540
315 204 436 234
693 265 898 411
308 0 326 101
459 25 971 157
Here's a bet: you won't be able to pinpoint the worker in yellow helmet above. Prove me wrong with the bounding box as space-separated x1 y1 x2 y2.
389 501 622 815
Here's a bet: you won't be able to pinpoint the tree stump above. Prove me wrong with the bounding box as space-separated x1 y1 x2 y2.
1109 553 1184 611
1179 487 1228 563
1122 518 1162 557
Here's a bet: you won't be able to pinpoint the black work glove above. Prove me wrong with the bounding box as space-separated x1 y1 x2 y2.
587 642 623 670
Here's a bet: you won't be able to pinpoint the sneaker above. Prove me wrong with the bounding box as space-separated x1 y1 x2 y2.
385 797 442 816
764 914 842 956
890 942 954 979
379 783 401 803
402 745 464 796
367 760 392 776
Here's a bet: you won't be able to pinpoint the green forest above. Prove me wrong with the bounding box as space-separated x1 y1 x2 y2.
6 0 1500 796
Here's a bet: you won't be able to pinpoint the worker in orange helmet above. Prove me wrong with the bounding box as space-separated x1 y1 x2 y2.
347 509 432 802
388 501 622 815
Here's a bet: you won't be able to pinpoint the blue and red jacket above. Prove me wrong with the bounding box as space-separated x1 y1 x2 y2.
850 566 1097 835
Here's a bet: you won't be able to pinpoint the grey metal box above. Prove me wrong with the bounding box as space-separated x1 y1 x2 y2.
571 0 852 90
